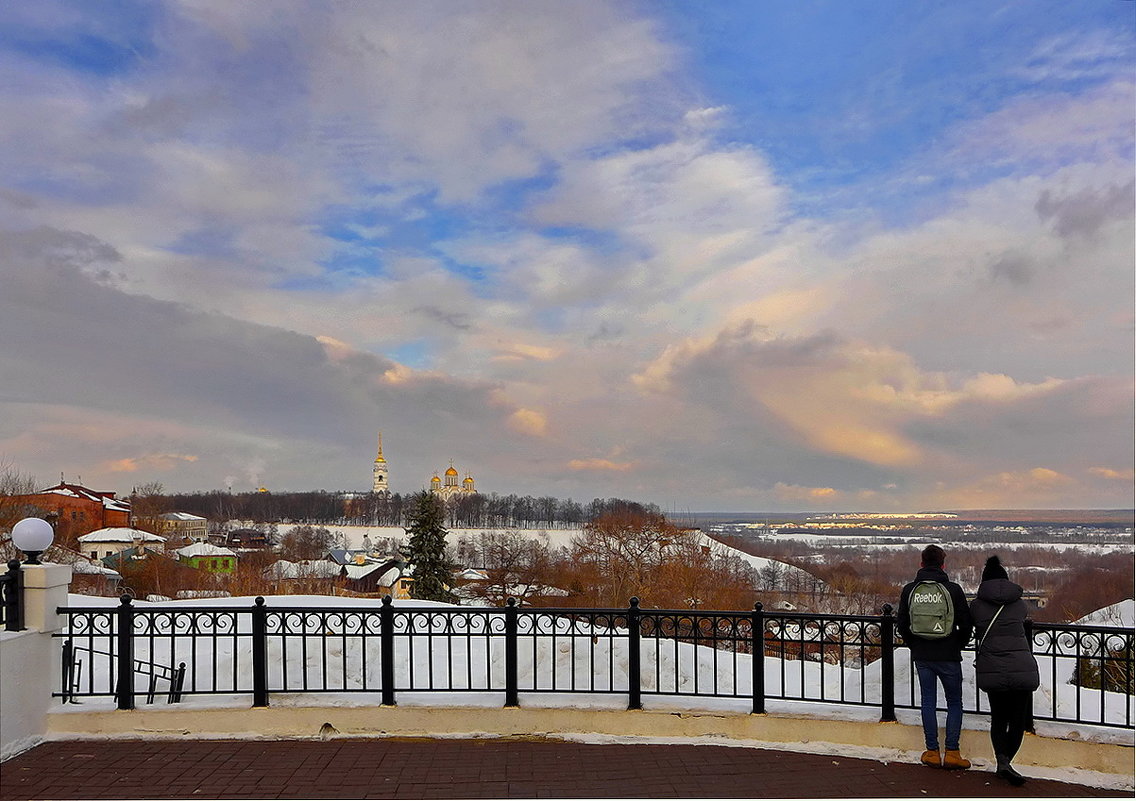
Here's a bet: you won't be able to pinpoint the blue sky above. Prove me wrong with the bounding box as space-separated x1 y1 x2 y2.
0 1 1132 510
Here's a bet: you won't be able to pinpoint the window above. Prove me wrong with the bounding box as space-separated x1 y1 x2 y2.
90 551 97 559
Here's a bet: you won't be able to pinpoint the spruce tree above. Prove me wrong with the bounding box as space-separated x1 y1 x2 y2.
404 490 455 602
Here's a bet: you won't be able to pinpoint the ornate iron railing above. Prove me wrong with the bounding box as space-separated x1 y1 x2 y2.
53 596 1135 730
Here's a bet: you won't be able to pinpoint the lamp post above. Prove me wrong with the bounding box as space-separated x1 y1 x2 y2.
11 517 54 565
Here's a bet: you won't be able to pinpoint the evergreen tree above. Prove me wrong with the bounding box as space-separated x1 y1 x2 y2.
404 490 454 602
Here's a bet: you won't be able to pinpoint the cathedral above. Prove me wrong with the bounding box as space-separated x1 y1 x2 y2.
429 462 476 500
370 431 477 499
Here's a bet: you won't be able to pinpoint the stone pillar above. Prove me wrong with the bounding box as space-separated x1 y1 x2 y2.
20 563 73 633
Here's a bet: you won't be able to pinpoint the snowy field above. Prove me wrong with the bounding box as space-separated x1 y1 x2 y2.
276 524 822 585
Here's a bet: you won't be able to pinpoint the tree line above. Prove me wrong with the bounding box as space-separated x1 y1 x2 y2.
144 488 661 530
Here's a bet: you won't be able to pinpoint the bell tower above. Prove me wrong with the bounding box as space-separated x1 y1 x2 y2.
372 432 390 495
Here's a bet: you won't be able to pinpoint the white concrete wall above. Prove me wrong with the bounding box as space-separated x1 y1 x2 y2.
0 563 72 761
0 629 57 760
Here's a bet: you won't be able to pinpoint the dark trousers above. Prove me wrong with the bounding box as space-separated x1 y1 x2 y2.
986 690 1032 760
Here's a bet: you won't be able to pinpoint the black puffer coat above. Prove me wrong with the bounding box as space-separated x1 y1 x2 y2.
970 578 1040 693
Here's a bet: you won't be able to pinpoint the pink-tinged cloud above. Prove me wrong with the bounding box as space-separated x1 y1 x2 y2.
774 483 839 502
1089 466 1135 481
568 458 636 472
101 454 199 473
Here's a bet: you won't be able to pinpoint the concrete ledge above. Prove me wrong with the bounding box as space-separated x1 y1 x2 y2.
45 702 1133 780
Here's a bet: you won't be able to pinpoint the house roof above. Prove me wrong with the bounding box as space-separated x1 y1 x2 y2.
328 548 399 566
344 561 395 580
176 542 237 559
160 512 207 522
263 559 343 580
79 527 164 543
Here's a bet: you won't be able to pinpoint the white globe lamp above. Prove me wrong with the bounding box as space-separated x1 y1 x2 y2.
12 517 54 565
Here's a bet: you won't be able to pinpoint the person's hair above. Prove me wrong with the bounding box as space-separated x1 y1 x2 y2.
982 554 1009 582
921 544 945 567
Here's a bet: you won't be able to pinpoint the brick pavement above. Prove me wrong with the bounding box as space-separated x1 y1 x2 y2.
1 738 1128 799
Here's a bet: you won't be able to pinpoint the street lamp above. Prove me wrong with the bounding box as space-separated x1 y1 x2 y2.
11 517 54 565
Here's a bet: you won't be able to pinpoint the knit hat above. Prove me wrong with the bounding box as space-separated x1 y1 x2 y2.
982 555 1008 581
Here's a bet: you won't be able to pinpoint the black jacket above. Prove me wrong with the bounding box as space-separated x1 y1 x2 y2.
898 566 974 662
970 578 1040 693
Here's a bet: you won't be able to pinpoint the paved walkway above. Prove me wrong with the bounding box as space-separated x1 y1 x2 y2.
1 738 1127 799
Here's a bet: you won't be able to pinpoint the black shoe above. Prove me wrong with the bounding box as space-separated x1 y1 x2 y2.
996 765 1026 787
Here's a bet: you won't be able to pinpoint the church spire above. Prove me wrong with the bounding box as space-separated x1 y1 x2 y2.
372 430 390 495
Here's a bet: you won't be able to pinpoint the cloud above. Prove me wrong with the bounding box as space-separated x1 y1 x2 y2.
508 408 548 438
633 322 1070 469
773 483 839 502
1036 179 1135 239
101 453 199 473
1089 467 1135 482
567 458 636 473
0 227 551 492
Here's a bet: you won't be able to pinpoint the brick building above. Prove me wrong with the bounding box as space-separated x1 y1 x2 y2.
13 482 132 539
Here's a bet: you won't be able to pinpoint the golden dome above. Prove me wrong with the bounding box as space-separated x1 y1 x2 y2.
445 466 459 476
463 476 474 485
430 475 441 484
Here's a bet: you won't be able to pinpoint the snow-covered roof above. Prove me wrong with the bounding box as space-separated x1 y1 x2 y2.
103 497 131 512
327 548 397 566
377 566 401 587
264 560 343 580
78 527 164 543
456 568 489 581
176 542 237 559
69 559 122 578
344 562 392 580
1075 599 1135 628
160 512 206 522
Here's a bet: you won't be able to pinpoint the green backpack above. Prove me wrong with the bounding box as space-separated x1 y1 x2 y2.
908 580 955 640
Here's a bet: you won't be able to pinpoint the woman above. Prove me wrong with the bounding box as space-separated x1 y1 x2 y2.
970 555 1040 787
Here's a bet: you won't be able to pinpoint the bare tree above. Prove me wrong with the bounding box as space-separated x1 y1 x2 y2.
0 461 39 531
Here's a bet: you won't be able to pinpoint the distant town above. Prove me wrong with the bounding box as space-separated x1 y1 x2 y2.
2 456 1131 627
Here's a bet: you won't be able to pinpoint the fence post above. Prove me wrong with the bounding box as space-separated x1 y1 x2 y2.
3 560 23 632
170 663 186 704
62 638 75 703
115 594 135 710
504 598 519 707
627 597 641 711
879 603 896 722
251 596 268 708
380 595 396 706
751 602 765 714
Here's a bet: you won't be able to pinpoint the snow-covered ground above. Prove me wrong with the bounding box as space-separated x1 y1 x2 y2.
275 524 820 586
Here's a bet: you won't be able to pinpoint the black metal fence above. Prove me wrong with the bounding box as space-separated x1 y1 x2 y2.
53 596 1135 731
1 560 23 632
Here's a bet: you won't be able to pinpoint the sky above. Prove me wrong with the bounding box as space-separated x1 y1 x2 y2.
0 1 1133 512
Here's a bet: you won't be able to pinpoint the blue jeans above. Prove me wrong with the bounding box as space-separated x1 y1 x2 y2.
915 660 963 751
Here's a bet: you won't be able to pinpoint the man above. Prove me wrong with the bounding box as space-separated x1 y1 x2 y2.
898 544 974 769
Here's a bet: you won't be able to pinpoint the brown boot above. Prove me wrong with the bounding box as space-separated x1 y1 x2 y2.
942 750 971 770
920 749 941 768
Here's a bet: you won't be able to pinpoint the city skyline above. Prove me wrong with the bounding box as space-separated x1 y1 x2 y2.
0 2 1133 511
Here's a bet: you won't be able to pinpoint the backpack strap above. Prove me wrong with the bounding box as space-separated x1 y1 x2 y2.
976 604 1005 652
